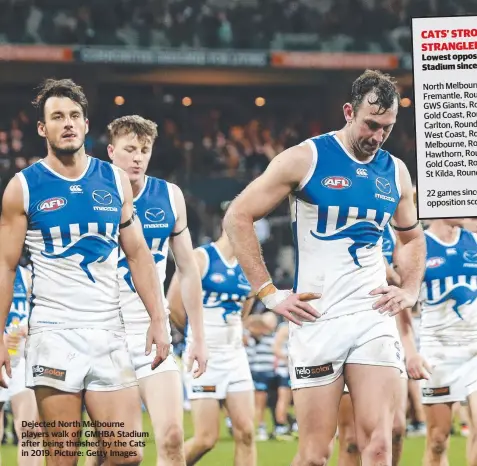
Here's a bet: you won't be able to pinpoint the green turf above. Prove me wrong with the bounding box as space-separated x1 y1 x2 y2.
1 411 467 465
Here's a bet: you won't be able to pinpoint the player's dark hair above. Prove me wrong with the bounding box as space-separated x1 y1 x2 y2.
107 115 158 144
32 79 88 122
350 70 400 115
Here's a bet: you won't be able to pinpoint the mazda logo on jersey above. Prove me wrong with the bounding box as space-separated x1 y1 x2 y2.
375 177 392 194
321 176 351 190
427 257 446 268
37 197 67 212
145 208 166 223
464 251 477 263
92 190 112 205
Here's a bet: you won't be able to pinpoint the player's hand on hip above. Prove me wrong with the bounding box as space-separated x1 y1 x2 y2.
370 285 416 316
187 339 208 379
145 319 171 370
406 352 432 380
0 342 11 389
259 285 321 326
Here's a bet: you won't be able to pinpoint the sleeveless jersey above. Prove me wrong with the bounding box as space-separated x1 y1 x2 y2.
291 132 401 320
118 176 176 334
186 243 251 349
382 223 397 266
5 266 29 333
419 228 477 346
18 157 124 333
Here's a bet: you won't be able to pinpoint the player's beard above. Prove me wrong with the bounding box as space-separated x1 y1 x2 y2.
49 137 84 157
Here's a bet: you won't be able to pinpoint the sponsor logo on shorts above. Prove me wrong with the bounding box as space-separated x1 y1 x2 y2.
192 385 216 393
32 365 66 381
295 363 334 379
422 386 450 397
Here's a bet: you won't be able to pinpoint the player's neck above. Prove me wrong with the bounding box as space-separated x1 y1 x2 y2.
214 236 235 262
43 148 88 179
130 176 146 199
336 128 373 163
428 221 459 243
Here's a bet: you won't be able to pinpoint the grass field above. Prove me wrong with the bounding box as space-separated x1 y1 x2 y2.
0 411 467 465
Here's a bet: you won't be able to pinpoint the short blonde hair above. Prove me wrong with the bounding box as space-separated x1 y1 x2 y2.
107 115 158 144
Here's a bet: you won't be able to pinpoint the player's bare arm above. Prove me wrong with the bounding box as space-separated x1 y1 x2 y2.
0 176 28 386
117 169 170 369
383 256 401 286
223 144 320 326
371 159 426 315
167 248 206 332
168 184 207 378
241 295 255 321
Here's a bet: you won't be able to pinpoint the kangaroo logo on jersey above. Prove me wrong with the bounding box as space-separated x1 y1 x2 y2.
311 221 383 267
382 238 392 253
37 197 67 212
118 251 165 292
321 176 351 190
41 234 117 283
426 285 477 320
427 257 446 268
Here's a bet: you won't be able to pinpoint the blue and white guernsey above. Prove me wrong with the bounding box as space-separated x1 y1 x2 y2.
17 157 124 333
117 176 176 335
187 243 251 349
291 132 401 320
419 228 477 346
5 266 30 333
382 223 397 266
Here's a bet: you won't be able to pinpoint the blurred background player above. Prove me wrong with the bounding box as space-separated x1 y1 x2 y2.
248 311 278 442
273 319 296 440
168 220 256 466
107 115 207 466
0 262 42 466
418 218 477 466
0 78 171 465
224 69 426 466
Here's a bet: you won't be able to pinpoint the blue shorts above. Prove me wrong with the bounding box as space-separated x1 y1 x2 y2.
277 374 291 388
252 371 275 392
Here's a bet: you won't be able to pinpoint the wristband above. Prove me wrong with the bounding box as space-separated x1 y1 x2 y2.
261 289 292 310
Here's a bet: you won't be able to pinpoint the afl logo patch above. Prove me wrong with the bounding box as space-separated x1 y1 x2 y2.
37 197 67 212
427 257 445 268
210 273 226 284
321 176 352 190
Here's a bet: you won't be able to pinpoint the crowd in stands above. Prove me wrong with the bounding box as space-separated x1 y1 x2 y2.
1 0 476 52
